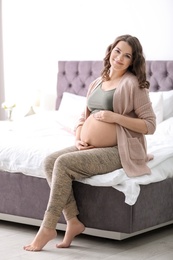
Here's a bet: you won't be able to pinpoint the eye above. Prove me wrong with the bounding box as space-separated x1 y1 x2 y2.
114 48 120 53
125 54 131 59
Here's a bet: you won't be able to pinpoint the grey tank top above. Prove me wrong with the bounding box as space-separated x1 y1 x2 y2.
87 83 116 113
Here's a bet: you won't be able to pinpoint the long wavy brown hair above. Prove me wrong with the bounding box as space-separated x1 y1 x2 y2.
101 34 149 89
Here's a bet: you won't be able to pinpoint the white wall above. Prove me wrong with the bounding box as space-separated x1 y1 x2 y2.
2 0 173 111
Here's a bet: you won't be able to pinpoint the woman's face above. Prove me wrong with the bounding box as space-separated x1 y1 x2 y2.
110 41 133 73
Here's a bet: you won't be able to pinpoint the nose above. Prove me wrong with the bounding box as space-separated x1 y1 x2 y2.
117 53 123 61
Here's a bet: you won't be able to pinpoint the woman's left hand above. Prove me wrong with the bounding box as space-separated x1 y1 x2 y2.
93 110 116 123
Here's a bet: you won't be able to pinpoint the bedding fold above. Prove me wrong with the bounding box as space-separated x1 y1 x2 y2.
1 112 173 206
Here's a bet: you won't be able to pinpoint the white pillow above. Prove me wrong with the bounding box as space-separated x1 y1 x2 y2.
161 90 173 120
149 92 163 124
58 92 86 133
59 92 86 116
155 117 173 135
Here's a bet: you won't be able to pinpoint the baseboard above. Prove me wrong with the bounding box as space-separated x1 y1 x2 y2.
0 213 173 240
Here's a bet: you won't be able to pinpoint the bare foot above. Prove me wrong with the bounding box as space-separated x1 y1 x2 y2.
23 226 57 251
56 218 85 248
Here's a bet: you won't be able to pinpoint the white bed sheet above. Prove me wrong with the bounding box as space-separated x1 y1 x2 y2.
0 111 173 206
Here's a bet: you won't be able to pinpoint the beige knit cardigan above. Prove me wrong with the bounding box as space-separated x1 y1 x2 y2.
75 71 156 177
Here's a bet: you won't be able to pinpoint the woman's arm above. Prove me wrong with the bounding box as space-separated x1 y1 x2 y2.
75 125 82 140
93 86 156 135
115 114 148 134
93 111 148 134
75 125 94 150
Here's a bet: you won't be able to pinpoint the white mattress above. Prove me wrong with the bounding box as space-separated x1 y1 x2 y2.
0 111 173 206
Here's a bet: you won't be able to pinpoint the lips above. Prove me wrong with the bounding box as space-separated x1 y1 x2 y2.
114 59 123 65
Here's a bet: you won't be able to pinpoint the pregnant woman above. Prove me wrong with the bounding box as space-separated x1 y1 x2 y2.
24 34 156 252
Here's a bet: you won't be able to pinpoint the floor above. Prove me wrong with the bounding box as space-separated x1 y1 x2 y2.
0 221 173 260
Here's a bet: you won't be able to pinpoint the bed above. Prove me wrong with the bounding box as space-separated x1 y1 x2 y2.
0 60 173 240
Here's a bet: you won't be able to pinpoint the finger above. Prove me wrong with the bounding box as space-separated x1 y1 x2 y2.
79 146 94 150
81 141 89 147
93 114 100 120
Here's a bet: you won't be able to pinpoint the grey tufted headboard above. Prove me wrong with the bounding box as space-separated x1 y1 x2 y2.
56 60 173 109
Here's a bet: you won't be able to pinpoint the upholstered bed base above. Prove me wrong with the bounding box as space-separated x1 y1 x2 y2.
0 171 173 240
0 60 173 240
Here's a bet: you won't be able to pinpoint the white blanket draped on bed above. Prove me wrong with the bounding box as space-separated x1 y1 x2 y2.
0 111 173 206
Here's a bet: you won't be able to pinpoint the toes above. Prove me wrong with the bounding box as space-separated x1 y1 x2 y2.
56 243 70 248
23 245 40 251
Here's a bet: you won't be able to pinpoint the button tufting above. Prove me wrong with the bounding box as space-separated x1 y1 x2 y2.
156 85 160 91
69 83 72 88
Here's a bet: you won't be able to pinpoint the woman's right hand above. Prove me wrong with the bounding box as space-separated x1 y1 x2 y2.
75 139 94 150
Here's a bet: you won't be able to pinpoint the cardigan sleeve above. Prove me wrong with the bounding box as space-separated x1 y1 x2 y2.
113 73 156 135
133 87 156 135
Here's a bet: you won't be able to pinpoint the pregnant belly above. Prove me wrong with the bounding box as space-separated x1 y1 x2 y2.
80 114 117 147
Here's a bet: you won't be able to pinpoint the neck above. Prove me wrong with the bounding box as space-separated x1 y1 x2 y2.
109 69 127 80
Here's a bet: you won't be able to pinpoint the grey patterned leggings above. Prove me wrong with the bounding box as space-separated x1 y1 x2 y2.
42 145 122 229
